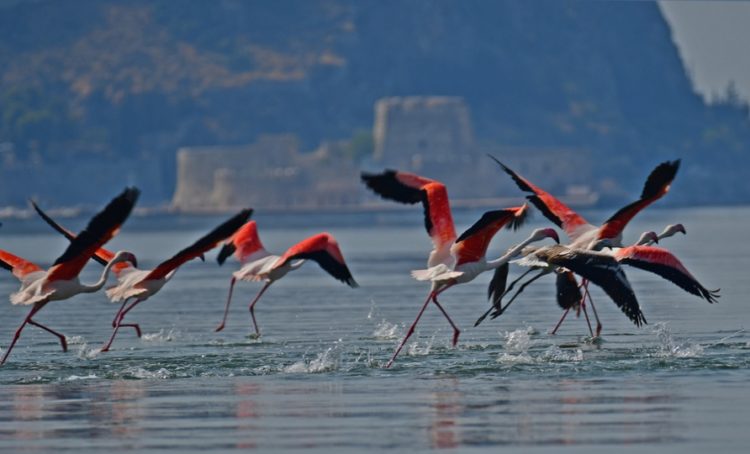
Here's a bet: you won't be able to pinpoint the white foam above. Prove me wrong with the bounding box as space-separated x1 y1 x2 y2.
64 374 98 381
122 367 172 379
497 352 535 364
541 345 583 362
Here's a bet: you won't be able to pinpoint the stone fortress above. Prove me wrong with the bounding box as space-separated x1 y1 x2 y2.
171 96 595 212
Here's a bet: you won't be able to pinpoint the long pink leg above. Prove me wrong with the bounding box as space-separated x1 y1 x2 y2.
1 302 47 365
550 278 588 334
215 277 237 332
386 291 434 369
28 320 68 352
111 299 141 337
430 288 460 347
581 301 595 337
101 298 143 352
248 281 272 337
582 283 602 337
550 307 571 335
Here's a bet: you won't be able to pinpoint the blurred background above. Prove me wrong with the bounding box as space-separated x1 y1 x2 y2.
1 0 748 214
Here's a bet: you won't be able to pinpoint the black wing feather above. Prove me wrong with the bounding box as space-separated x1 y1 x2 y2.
216 242 236 266
361 170 432 235
286 250 358 288
31 200 110 266
641 160 680 200
619 257 719 303
544 248 647 326
556 270 582 310
52 187 140 266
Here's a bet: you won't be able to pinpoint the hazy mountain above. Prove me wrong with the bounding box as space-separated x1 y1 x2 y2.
1 0 749 206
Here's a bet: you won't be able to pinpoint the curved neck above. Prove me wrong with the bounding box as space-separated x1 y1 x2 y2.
80 258 120 293
486 235 539 269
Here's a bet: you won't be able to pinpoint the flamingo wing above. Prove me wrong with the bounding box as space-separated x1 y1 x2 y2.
31 200 136 274
488 155 595 241
276 233 358 287
614 245 719 303
217 220 267 265
142 208 252 281
539 246 646 326
0 250 42 280
452 205 528 266
487 262 509 308
598 160 680 240
361 170 456 251
555 270 582 310
46 187 140 282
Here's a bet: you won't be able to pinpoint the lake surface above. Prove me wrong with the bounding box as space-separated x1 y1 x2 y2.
0 206 748 452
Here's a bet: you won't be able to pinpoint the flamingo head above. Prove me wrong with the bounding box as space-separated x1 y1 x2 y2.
636 231 659 246
110 251 138 267
531 228 560 244
660 223 686 239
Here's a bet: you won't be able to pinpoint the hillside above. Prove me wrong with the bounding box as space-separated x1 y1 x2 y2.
1 0 749 205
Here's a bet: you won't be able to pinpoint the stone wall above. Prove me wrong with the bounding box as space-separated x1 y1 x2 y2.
171 135 360 212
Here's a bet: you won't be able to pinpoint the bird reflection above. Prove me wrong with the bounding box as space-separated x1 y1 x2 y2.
429 379 463 449
234 382 261 449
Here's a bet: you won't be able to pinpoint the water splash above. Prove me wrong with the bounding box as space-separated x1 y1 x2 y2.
283 341 342 373
541 345 583 362
373 319 401 339
502 326 534 352
66 335 86 345
653 322 704 358
407 334 435 357
142 329 178 343
75 341 102 360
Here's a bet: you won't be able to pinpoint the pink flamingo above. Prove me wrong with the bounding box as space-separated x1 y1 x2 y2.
361 169 558 367
214 222 358 336
1 188 139 364
490 156 680 335
31 203 252 351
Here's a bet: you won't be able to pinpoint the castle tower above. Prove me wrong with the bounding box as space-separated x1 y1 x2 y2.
372 97 475 169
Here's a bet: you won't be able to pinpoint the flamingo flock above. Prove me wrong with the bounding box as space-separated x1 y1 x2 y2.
0 156 719 367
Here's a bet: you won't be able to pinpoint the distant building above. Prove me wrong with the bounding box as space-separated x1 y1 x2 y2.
373 96 476 167
369 96 595 204
171 135 360 212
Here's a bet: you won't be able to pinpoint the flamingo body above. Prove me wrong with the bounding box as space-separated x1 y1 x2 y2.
215 226 357 335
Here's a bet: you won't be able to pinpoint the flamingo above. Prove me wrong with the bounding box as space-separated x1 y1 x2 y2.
214 222 358 336
492 225 717 334
548 224 687 334
0 188 139 365
31 204 252 351
389 226 559 367
360 169 557 367
488 156 680 335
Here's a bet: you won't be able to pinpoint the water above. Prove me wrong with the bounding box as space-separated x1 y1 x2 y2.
0 206 749 452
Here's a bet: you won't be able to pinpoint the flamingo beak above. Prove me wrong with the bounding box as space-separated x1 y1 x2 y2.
675 224 686 235
546 228 560 244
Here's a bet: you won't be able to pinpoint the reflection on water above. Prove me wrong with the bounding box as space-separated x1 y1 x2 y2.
0 208 749 451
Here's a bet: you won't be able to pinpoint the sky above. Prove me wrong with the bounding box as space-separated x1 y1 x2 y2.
660 0 750 102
